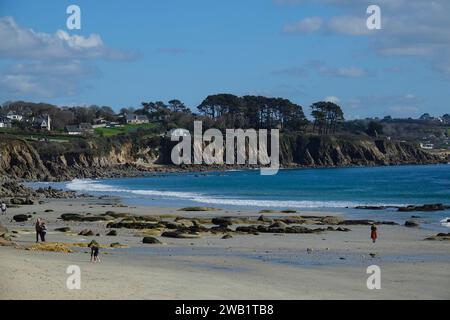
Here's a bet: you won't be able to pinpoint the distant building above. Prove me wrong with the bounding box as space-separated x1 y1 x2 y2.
166 128 190 138
126 114 149 124
0 116 11 128
6 111 23 121
65 123 93 135
420 143 434 150
33 115 51 131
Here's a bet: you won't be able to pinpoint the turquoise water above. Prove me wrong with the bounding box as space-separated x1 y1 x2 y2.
39 164 450 231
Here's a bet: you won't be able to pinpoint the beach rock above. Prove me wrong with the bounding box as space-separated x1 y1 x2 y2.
355 205 388 210
398 203 448 212
336 227 351 232
321 216 343 225
222 234 233 239
128 215 160 222
425 233 450 241
369 253 377 258
162 221 185 230
80 216 113 222
78 229 94 236
212 217 233 226
174 218 195 228
161 231 201 239
404 220 420 228
259 209 276 214
106 230 117 236
142 236 162 244
55 227 71 232
269 221 288 229
209 225 233 233
277 217 306 225
339 220 397 226
306 248 313 254
188 224 209 233
258 215 273 223
236 226 259 233
107 221 160 229
110 242 126 248
13 214 29 222
44 209 54 213
60 213 84 221
10 198 25 205
178 206 216 212
281 210 297 214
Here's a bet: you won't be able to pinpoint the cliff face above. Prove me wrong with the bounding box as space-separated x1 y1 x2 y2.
0 133 443 182
0 136 159 181
279 135 440 167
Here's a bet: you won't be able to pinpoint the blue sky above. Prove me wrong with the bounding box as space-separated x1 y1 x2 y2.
0 0 449 119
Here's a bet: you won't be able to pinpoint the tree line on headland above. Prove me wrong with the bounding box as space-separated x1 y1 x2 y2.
1 93 449 141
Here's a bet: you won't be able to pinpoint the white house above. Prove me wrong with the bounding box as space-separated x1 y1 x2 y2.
166 128 190 138
6 111 23 121
126 114 149 124
0 117 11 128
65 123 93 135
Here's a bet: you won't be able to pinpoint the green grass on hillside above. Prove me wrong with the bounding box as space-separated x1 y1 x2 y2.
94 123 160 136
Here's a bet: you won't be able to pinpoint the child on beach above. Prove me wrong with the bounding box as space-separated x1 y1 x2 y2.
371 223 377 243
40 222 47 242
1 201 6 214
89 240 101 263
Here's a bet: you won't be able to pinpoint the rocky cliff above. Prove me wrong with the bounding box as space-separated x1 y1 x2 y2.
0 133 443 182
279 134 441 167
0 135 159 181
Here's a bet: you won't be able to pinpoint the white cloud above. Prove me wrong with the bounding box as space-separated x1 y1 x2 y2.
343 94 425 117
0 61 100 99
278 0 450 76
273 61 368 79
324 96 340 103
0 16 134 99
0 16 133 60
327 16 372 36
283 17 323 34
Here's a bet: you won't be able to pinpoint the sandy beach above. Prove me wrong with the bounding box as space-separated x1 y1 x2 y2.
1 197 449 300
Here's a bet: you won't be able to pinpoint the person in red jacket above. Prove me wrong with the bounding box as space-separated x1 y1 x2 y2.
371 223 378 243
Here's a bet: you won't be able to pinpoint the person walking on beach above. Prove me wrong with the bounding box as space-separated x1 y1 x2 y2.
1 201 6 214
371 223 377 243
35 218 46 243
89 240 101 263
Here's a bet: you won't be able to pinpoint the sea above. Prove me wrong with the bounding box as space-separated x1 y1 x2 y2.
34 164 450 232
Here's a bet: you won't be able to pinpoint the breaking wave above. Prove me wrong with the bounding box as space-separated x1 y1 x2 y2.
66 179 403 209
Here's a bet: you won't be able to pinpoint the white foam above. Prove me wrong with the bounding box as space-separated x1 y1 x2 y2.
440 217 450 228
66 178 405 209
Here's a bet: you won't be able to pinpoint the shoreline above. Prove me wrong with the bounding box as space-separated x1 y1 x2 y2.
4 161 449 184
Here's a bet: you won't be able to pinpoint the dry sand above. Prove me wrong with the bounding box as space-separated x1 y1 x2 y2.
1 198 449 299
